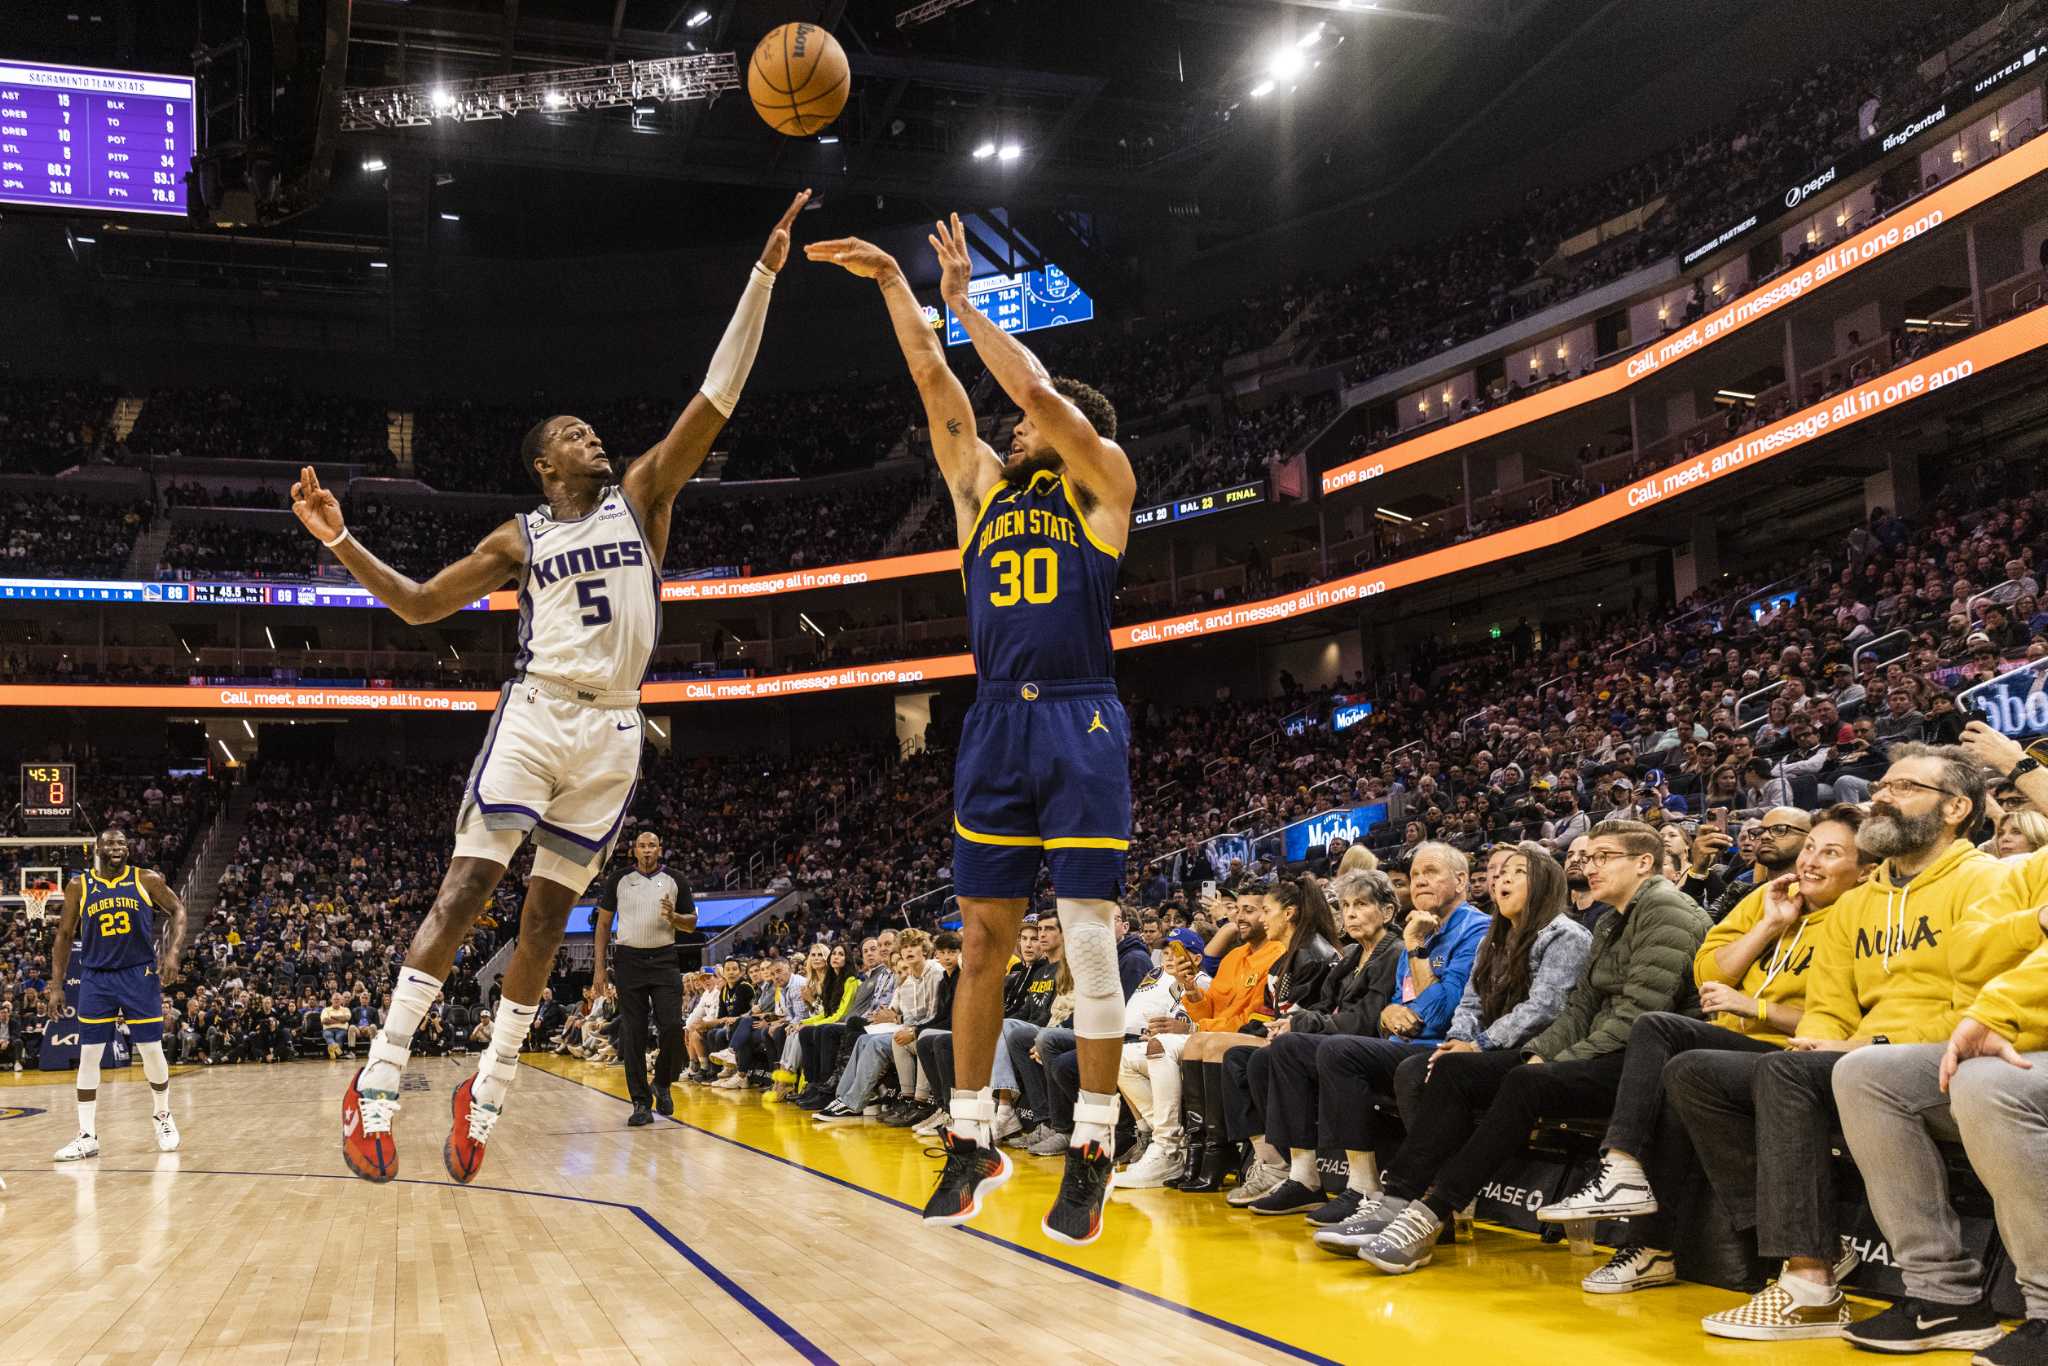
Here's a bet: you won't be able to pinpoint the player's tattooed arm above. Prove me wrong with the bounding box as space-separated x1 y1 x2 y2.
932 212 1136 517
140 868 188 982
625 189 811 522
292 468 523 625
804 234 997 535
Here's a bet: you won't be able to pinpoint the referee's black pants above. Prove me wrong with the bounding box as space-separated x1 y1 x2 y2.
613 945 684 1107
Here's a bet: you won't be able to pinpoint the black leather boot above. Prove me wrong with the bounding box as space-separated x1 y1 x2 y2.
1177 1063 1233 1193
1166 1059 1208 1189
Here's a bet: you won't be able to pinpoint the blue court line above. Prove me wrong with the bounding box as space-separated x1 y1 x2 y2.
531 1065 1343 1366
5 1164 835 1366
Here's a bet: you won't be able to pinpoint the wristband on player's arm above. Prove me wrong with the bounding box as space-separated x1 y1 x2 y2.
700 262 776 417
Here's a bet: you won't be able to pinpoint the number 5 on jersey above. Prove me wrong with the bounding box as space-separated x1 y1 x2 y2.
577 580 612 625
988 548 1058 606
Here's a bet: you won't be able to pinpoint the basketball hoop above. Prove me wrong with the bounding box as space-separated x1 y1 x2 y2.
22 881 57 925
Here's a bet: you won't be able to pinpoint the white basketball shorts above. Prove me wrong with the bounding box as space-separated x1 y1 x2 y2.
454 680 642 891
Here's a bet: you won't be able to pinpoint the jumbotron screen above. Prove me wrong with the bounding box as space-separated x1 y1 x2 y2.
0 59 195 216
943 263 1094 346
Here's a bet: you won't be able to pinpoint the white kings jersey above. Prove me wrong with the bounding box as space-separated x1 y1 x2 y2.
512 484 661 696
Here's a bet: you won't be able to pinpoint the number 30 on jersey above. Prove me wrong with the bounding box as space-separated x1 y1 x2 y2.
987 548 1058 606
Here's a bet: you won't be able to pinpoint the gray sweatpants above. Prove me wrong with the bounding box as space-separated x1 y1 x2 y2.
1834 1042 2048 1315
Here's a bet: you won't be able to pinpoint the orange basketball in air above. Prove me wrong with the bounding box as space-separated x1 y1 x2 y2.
748 23 850 137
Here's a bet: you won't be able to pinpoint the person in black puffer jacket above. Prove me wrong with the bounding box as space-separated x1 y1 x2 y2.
1174 874 1341 1197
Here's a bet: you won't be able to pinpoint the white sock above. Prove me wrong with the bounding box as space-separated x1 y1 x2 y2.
77 1099 96 1137
472 998 537 1110
1781 1268 1838 1304
362 966 442 1092
1288 1149 1319 1186
994 1100 1016 1131
1071 1090 1119 1148
1346 1149 1381 1196
949 1087 995 1145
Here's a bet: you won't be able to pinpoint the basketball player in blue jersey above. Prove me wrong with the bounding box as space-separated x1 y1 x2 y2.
289 190 808 1186
45 827 189 1160
809 213 1136 1244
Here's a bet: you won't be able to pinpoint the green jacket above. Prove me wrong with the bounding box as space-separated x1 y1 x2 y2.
1525 874 1711 1063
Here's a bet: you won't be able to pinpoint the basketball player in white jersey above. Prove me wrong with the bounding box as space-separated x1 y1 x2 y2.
290 191 809 1186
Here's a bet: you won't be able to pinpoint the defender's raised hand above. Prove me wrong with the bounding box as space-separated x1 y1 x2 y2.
757 189 812 274
291 465 344 544
804 236 902 281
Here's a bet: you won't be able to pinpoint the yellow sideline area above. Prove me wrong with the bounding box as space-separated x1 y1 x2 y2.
526 1053 1891 1365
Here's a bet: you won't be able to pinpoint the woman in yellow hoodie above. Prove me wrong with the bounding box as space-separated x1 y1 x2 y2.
1537 805 1873 1294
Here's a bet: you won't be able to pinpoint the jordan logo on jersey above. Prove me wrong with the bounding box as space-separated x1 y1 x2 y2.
1088 708 1109 735
529 539 647 587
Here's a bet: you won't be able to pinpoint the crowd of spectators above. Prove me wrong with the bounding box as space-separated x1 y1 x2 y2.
0 492 151 579
120 384 392 469
0 372 118 475
158 519 317 581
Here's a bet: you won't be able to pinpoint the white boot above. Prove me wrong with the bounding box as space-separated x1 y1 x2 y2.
1118 1138 1185 1189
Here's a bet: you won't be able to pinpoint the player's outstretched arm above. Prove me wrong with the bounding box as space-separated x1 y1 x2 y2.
44 876 83 1020
139 868 188 982
805 236 997 522
931 213 1136 513
622 189 810 520
290 467 523 625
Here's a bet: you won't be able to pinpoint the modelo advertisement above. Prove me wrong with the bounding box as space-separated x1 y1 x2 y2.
1283 803 1389 862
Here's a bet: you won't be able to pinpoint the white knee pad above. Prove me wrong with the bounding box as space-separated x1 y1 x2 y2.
137 1040 170 1086
1057 897 1123 1041
76 1042 104 1091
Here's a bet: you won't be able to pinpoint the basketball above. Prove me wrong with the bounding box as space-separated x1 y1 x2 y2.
747 22 850 137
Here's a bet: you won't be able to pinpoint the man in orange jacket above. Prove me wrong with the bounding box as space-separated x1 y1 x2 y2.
1184 891 1287 1033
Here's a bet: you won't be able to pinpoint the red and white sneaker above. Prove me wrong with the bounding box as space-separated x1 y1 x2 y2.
443 1075 502 1184
341 1068 400 1183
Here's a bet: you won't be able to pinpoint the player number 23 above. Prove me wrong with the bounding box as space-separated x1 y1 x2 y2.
96 910 132 937
988 548 1057 606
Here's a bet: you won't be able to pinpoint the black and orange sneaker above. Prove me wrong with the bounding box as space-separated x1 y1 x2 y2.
1042 1140 1116 1246
443 1075 501 1185
920 1130 1011 1226
341 1067 400 1183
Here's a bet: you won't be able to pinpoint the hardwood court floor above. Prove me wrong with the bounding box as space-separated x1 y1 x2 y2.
0 1054 1905 1365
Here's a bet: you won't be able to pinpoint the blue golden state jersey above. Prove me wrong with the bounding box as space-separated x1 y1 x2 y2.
962 469 1120 683
77 865 155 972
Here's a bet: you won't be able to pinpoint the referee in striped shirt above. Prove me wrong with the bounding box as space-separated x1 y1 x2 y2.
592 831 696 1127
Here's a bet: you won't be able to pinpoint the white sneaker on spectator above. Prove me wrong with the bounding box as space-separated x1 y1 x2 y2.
710 1073 747 1090
993 1104 1023 1145
912 1107 949 1137
1582 1245 1677 1294
1003 1122 1049 1150
1118 1141 1184 1189
861 1102 883 1118
54 1133 100 1162
1226 1160 1286 1207
710 1049 737 1068
813 1101 861 1123
1027 1127 1072 1157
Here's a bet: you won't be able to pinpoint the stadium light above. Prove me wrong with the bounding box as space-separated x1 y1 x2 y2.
439 211 461 222
361 156 386 172
997 143 1022 161
818 133 839 143
972 142 996 159
241 719 255 739
1250 79 1276 98
1269 47 1307 80
1298 23 1325 47
369 260 389 269
431 87 456 113
686 8 712 26
544 90 567 108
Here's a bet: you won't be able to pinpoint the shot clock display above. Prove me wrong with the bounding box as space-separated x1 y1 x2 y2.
21 762 78 833
0 60 195 216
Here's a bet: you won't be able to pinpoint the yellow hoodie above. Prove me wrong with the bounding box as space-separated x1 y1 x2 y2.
1693 884 1834 1045
1798 839 2010 1044
1949 843 2048 1014
1966 940 2048 1053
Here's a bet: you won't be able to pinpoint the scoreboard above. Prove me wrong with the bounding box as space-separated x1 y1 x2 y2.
943 263 1094 347
0 60 194 217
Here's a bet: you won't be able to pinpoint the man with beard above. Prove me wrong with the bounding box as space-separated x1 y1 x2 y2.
1664 746 2008 1343
1824 724 2048 1354
1700 808 1812 923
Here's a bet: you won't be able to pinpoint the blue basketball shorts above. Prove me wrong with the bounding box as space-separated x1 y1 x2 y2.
77 963 164 1045
952 677 1132 901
